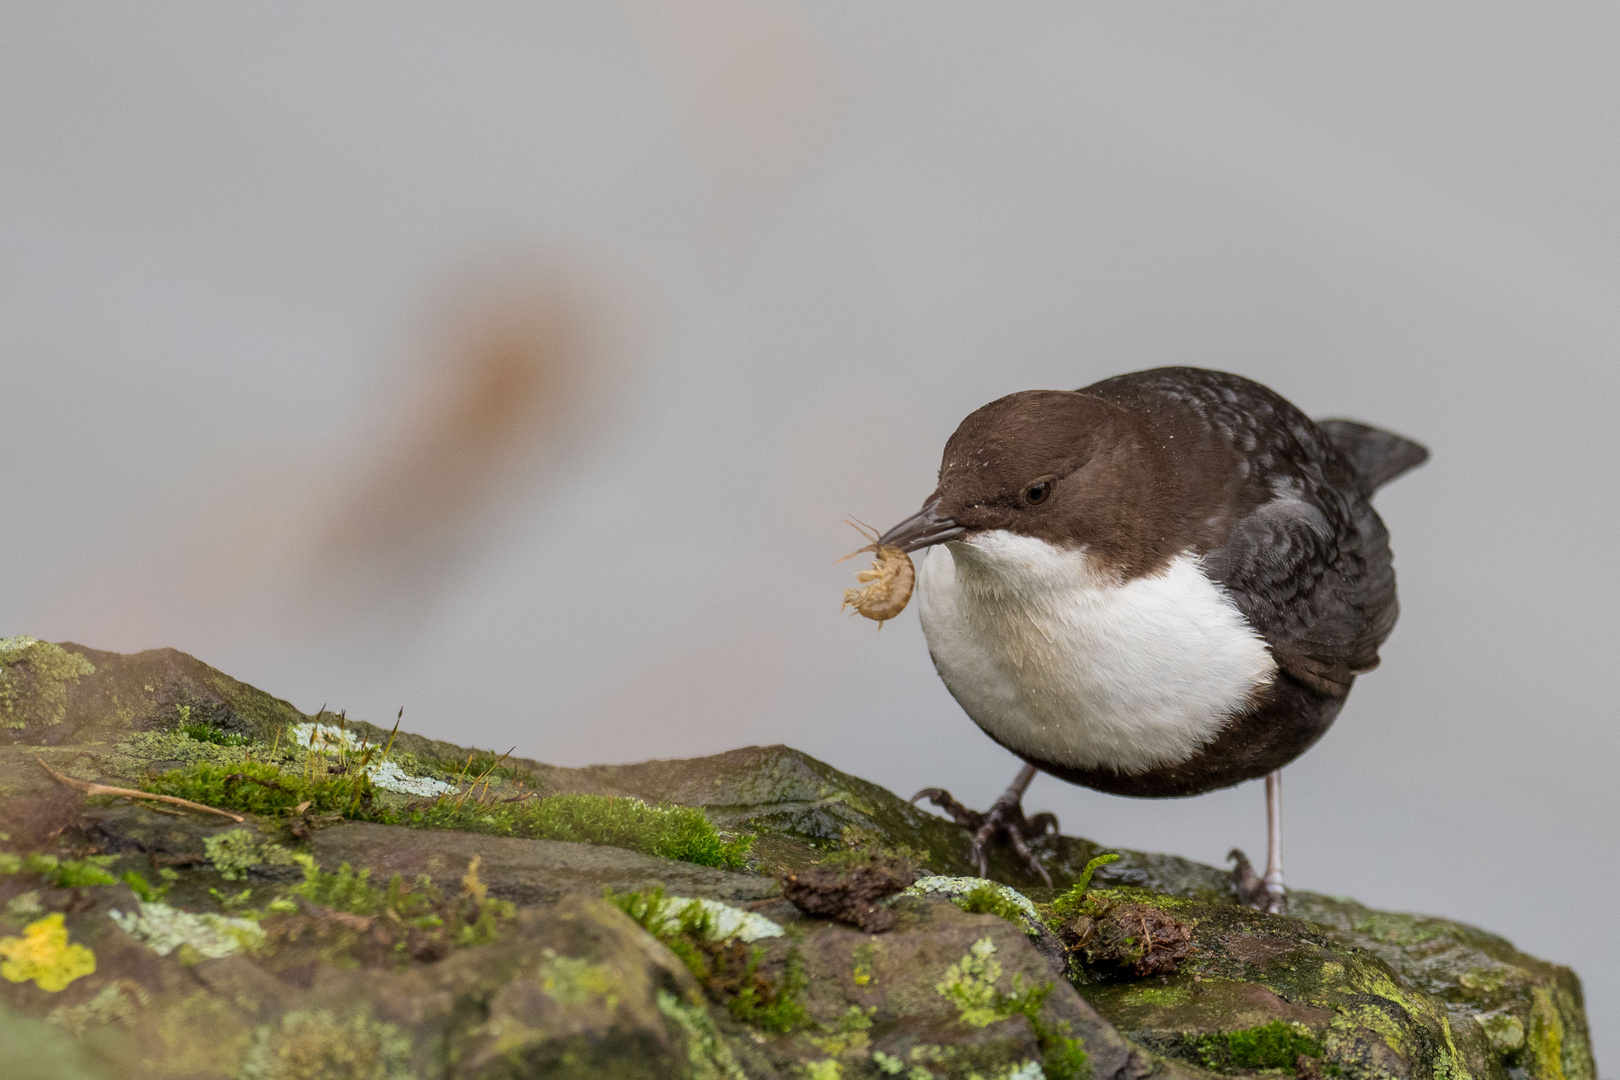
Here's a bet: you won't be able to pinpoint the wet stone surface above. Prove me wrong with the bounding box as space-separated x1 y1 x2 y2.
0 642 1597 1080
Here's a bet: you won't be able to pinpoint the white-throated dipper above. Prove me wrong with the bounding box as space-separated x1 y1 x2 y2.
875 367 1426 911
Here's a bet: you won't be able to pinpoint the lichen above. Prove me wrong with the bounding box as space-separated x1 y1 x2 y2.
661 895 784 943
0 913 97 991
47 979 150 1035
0 637 96 730
537 950 622 1009
239 1008 415 1080
1475 1012 1526 1054
204 829 300 881
1528 986 1566 1080
654 989 749 1080
935 937 1090 1080
109 900 265 959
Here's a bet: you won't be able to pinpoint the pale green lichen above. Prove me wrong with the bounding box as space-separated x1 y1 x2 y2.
1475 1012 1526 1054
935 937 1089 1080
938 936 1013 1028
109 900 264 959
661 895 784 943
537 950 621 1009
654 989 749 1080
48 979 150 1035
0 637 95 730
239 1009 415 1080
204 830 299 881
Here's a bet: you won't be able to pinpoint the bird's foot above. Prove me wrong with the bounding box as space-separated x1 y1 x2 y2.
1228 848 1285 914
911 785 1058 887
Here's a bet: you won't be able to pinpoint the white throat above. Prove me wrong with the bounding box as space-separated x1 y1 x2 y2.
915 530 1276 775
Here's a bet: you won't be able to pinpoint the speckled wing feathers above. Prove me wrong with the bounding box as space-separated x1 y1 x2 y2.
1082 368 1401 697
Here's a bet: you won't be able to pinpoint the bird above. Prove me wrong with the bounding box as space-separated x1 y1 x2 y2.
874 366 1427 911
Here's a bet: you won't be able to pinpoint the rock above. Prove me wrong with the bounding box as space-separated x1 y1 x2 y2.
310 820 778 906
0 643 1598 1080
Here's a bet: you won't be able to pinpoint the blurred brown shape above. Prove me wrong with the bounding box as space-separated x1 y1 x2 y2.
318 269 596 586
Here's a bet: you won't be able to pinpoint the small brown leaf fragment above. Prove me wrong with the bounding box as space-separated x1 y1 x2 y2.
1063 902 1196 977
778 851 916 933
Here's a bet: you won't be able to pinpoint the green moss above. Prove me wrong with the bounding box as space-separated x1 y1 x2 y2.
0 852 118 889
239 1008 415 1080
1046 854 1120 924
393 792 752 869
1182 1021 1322 1073
608 887 809 1033
0 638 95 731
1528 986 1566 1080
145 760 375 817
281 854 514 950
145 760 752 869
179 717 251 747
956 882 1035 927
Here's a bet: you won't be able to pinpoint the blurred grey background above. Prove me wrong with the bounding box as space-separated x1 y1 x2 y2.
2 2 1615 1062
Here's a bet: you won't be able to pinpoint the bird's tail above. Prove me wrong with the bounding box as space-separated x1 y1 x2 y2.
1315 418 1429 492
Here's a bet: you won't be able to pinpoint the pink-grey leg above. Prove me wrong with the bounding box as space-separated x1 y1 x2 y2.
1230 768 1287 913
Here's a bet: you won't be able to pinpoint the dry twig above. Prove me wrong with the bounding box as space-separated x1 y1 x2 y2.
35 757 245 823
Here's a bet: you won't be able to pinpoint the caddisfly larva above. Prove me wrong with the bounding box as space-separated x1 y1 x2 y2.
838 520 915 626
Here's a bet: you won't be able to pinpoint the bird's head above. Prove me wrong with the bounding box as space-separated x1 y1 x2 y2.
877 389 1157 565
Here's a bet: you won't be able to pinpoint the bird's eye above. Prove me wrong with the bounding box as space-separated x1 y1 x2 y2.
1023 480 1052 506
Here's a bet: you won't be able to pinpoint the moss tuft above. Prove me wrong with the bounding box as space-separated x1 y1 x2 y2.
1047 854 1120 925
1181 1020 1322 1073
609 887 809 1033
1 851 119 889
145 760 752 869
955 881 1036 927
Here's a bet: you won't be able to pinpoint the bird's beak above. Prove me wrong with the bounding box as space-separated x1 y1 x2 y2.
877 497 966 553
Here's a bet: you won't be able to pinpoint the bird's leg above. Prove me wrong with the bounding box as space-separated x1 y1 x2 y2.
911 763 1058 887
1230 769 1287 914
1264 769 1285 914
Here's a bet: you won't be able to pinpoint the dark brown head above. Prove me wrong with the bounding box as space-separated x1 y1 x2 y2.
877 390 1180 575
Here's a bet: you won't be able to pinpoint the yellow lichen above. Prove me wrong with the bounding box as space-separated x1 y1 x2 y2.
0 913 97 992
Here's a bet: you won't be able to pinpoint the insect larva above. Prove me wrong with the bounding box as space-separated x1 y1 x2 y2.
838 521 915 625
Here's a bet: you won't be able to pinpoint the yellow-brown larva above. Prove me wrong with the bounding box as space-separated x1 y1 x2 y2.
842 543 915 623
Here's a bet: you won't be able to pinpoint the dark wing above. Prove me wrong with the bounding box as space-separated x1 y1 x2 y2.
1201 488 1398 696
1083 367 1403 697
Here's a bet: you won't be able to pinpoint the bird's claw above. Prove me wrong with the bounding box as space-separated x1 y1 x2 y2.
1228 848 1285 914
911 786 1058 888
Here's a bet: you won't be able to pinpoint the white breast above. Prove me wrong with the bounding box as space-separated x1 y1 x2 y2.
915 530 1276 775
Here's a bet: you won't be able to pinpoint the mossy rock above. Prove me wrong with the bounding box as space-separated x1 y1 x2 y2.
0 642 1597 1080
1071 888 1592 1080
